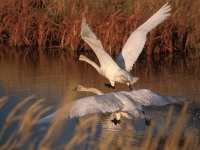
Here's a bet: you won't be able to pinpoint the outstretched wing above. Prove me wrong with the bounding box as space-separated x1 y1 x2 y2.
37 93 124 124
81 17 120 69
122 89 185 107
115 3 171 71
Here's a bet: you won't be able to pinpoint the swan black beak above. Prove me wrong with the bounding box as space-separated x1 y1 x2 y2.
73 86 78 91
75 55 80 61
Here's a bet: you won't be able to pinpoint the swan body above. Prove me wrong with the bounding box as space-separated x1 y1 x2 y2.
75 85 140 121
37 85 184 125
80 3 171 90
78 55 137 90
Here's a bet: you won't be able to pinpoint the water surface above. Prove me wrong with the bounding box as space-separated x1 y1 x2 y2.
0 48 200 149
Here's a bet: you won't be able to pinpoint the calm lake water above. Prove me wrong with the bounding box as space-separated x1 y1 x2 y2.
0 48 200 149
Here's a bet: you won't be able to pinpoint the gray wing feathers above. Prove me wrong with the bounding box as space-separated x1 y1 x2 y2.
81 18 120 69
123 89 184 107
116 32 146 71
37 94 124 124
81 18 99 40
116 3 171 72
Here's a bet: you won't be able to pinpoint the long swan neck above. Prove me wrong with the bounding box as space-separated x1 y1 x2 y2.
79 55 100 72
82 87 104 95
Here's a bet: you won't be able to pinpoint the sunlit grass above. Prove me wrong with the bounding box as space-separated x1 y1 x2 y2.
0 96 199 149
0 0 199 55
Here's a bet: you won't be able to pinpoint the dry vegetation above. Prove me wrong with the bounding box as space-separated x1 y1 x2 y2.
0 0 199 55
0 96 199 149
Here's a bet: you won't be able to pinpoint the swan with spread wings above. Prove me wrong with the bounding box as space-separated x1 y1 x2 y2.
79 3 171 90
37 85 184 125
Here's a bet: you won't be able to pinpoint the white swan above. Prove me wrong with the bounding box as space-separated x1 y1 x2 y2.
79 3 171 90
37 85 184 125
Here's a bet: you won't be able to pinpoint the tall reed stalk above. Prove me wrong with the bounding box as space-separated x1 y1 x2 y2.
0 96 199 149
0 0 199 55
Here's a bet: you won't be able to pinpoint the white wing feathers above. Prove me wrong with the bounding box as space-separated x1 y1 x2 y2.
37 88 184 124
116 3 171 72
137 3 171 31
37 93 124 124
81 18 120 69
122 89 184 107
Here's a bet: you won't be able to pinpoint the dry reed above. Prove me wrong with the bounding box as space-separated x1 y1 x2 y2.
0 0 199 55
0 96 199 149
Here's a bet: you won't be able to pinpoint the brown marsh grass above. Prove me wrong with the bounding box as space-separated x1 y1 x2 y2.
0 96 199 149
0 0 199 55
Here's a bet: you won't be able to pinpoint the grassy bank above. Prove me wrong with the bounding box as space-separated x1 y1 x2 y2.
0 0 199 55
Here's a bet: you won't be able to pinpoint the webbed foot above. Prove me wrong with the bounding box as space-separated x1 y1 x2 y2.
142 111 151 126
104 83 115 89
111 118 121 125
145 118 151 126
128 84 133 91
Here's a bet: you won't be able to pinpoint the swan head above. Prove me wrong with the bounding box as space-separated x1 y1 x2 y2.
130 76 139 85
117 69 139 85
73 85 84 91
78 55 87 61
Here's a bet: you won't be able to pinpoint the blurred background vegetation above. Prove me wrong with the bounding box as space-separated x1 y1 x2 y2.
0 0 199 55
